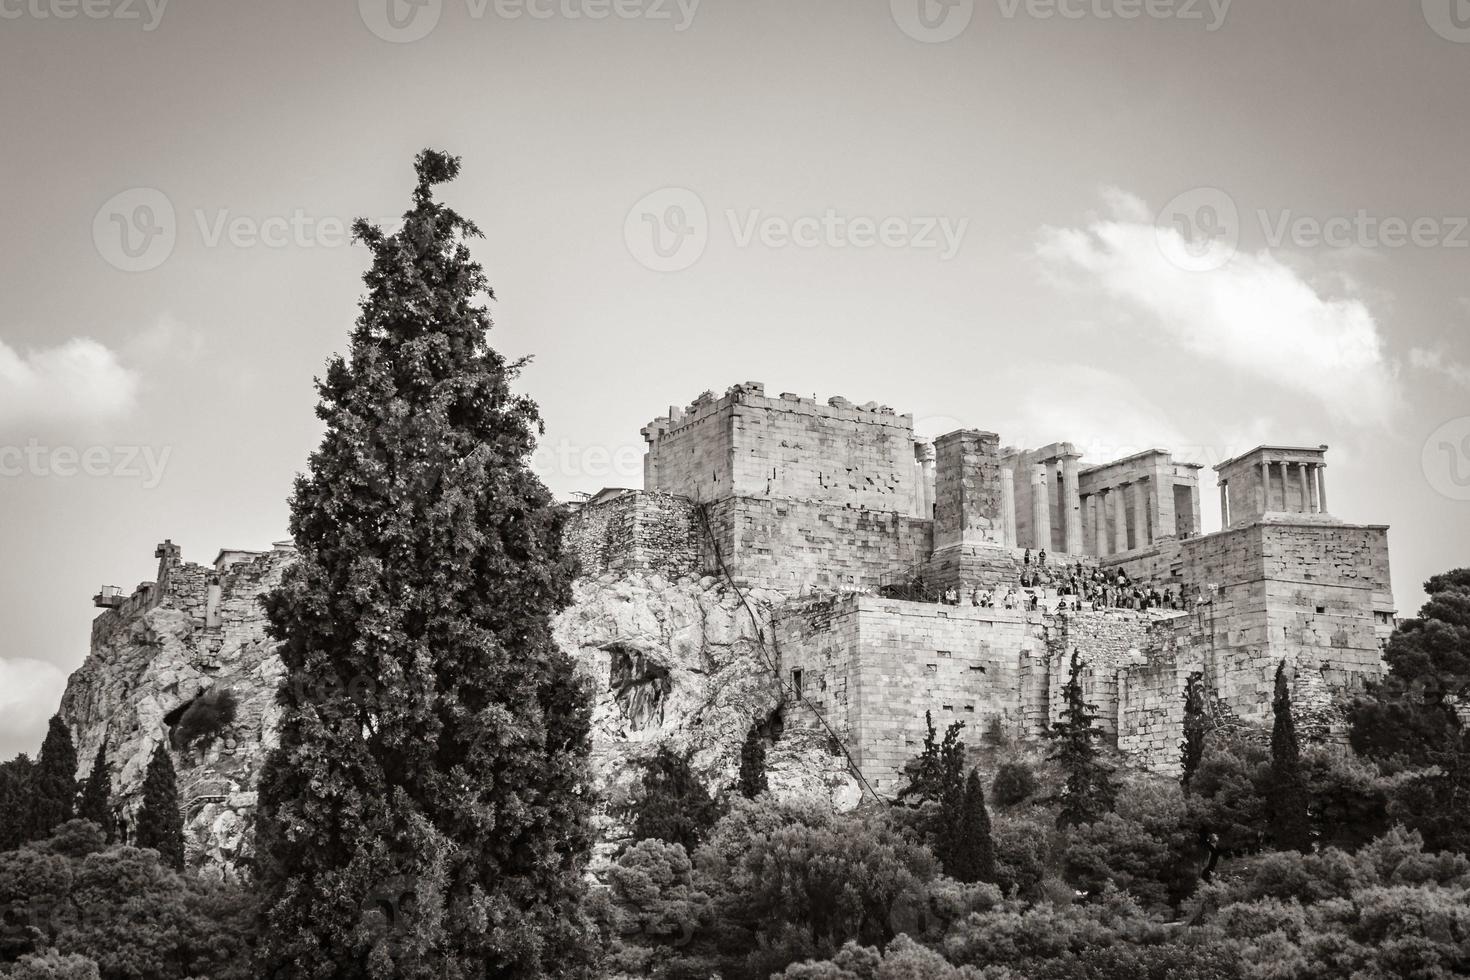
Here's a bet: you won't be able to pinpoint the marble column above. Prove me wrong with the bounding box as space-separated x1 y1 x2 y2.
1113 483 1130 554
1031 463 1052 552
1316 463 1328 513
1062 455 1084 555
1000 467 1017 547
1132 478 1152 547
1297 462 1313 514
1260 458 1272 512
1219 479 1230 528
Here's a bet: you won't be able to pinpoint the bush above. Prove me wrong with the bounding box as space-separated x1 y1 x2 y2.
993 762 1039 807
3 950 101 980
170 689 237 749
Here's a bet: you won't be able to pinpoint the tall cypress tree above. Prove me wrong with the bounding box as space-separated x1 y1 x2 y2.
254 150 594 980
136 742 185 870
0 754 34 851
28 714 78 842
1269 661 1312 853
78 744 116 841
940 769 996 884
737 723 768 799
1180 672 1208 795
1047 650 1115 829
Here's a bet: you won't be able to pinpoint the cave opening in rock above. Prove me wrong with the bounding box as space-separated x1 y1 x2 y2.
607 645 672 731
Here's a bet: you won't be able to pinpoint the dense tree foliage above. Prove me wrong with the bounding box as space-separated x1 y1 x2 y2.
1047 652 1115 828
134 744 184 872
253 150 594 979
991 762 1038 808
1268 662 1311 853
941 771 996 885
75 749 114 844
1179 672 1207 794
0 757 32 853
26 718 76 847
624 748 720 852
737 725 768 800
0 820 254 980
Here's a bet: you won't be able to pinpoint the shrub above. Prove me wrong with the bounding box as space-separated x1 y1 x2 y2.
3 950 101 980
993 762 1039 807
170 689 237 749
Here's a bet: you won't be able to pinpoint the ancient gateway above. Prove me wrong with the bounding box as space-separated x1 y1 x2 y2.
61 381 1397 873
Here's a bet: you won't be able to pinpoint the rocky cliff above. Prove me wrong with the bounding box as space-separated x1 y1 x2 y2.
59 543 858 878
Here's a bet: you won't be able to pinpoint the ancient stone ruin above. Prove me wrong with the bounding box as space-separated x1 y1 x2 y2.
59 380 1397 875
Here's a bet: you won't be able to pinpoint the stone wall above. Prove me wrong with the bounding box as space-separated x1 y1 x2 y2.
703 496 933 593
645 383 917 513
780 595 1051 797
1044 611 1163 737
563 491 702 579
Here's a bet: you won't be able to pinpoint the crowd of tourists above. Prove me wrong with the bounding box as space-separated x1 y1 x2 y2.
925 548 1189 613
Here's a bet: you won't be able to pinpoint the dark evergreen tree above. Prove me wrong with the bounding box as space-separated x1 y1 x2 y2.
625 747 719 851
737 724 768 799
897 710 966 806
77 744 116 841
1268 661 1312 853
27 714 78 842
1180 672 1208 795
136 742 185 871
253 151 594 979
1046 650 1116 829
0 754 33 851
939 769 996 884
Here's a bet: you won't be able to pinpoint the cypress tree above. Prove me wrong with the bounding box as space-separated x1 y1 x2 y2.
737 723 768 799
1180 672 1208 794
135 742 185 870
1269 660 1312 853
0 754 34 851
1047 650 1116 829
626 747 719 851
28 714 78 842
78 744 116 841
940 769 996 884
254 150 594 980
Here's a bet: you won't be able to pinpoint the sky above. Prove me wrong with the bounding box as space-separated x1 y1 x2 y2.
2 0 1468 758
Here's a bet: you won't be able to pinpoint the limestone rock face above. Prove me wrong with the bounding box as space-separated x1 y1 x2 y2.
59 550 859 877
61 549 289 879
553 571 862 863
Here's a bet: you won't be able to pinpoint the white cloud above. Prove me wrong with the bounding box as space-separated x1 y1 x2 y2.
1035 189 1402 427
0 657 67 759
0 337 139 428
1409 347 1470 388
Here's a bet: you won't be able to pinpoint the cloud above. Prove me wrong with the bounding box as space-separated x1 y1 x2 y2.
1035 189 1402 427
0 337 139 428
0 657 67 759
1409 347 1470 388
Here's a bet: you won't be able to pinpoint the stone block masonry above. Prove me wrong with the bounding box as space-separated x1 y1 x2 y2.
563 490 702 579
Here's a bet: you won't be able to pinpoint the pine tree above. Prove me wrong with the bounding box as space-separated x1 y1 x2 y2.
77 744 116 841
28 714 78 843
738 724 768 799
0 754 33 851
135 742 185 870
939 769 996 884
254 150 594 980
1047 650 1116 829
1180 672 1208 795
1269 660 1312 853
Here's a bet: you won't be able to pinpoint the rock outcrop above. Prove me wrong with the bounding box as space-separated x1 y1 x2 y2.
60 544 858 878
